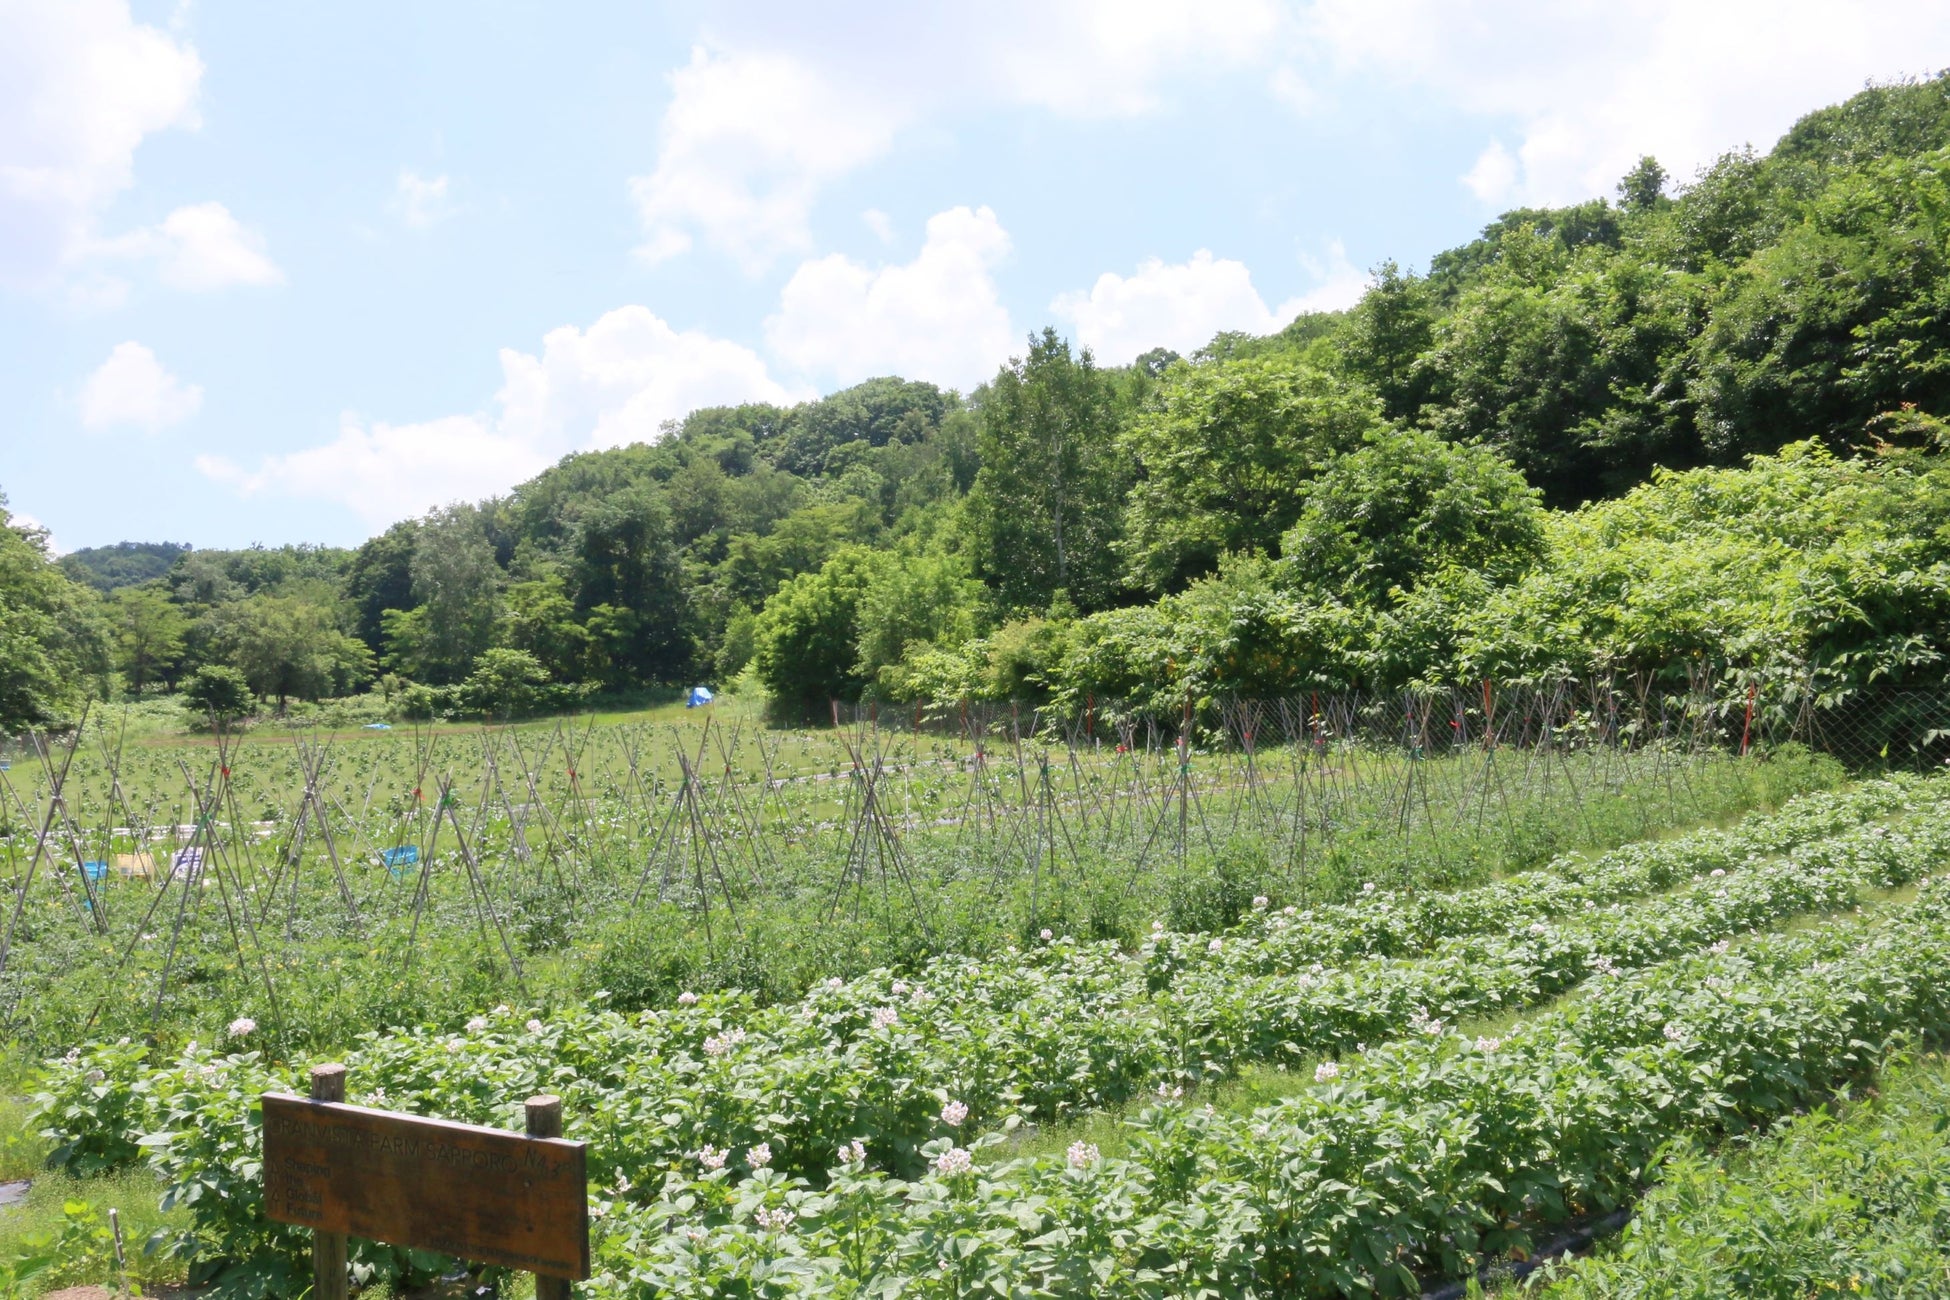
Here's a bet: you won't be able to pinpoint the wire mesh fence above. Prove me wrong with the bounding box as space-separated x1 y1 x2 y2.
820 676 1950 770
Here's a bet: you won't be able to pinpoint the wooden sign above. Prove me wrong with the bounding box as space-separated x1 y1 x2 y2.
262 1086 589 1282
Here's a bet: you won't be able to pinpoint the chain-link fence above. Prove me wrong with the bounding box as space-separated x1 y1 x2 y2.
804 678 1950 772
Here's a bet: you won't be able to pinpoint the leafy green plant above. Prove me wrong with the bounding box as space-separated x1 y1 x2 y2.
37 1038 152 1175
0 1199 118 1294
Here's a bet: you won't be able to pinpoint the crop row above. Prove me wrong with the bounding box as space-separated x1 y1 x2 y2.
1157 770 1927 982
545 805 1950 1188
1152 810 1950 1076
36 780 1950 1290
568 884 1950 1297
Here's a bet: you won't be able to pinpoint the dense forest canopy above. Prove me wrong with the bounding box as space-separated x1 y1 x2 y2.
6 73 1950 730
58 541 192 593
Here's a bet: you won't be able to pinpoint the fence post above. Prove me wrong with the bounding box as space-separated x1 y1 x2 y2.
310 1064 348 1300
1740 682 1757 757
527 1095 573 1299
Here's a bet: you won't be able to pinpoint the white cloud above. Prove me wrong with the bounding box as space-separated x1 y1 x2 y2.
1054 241 1368 363
0 0 202 290
629 45 899 271
100 201 283 289
498 305 810 448
393 169 454 229
198 415 545 529
1287 239 1368 314
765 205 1015 391
1461 140 1520 204
861 208 894 243
201 306 810 527
1298 0 1950 208
1055 251 1281 364
628 3 1290 268
1268 65 1320 114
981 0 1284 116
78 341 202 431
7 511 60 555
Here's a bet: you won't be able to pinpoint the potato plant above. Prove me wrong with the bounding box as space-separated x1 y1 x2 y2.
573 882 1950 1297
31 775 1949 1295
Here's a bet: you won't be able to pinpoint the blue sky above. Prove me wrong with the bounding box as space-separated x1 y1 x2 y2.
5 0 1949 552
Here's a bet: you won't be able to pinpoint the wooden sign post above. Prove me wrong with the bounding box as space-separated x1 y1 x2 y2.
264 1064 588 1300
525 1095 571 1300
308 1064 347 1300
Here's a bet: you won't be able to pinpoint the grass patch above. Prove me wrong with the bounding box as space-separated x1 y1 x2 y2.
1532 1051 1950 1297
0 1166 190 1295
0 1049 188 1295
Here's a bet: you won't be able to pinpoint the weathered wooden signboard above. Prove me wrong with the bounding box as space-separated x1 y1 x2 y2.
263 1068 588 1295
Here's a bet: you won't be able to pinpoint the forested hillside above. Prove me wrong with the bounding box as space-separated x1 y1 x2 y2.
6 74 1950 731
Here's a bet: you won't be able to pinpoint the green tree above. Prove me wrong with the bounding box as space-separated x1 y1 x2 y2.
1414 235 1625 506
1336 261 1437 422
1666 146 1779 268
1280 427 1546 607
1174 553 1371 696
1460 441 1950 696
107 585 188 691
392 505 501 684
1692 148 1950 461
462 647 552 718
715 606 760 680
969 328 1128 613
571 483 690 687
853 551 987 691
0 499 101 730
343 520 420 655
1616 155 1669 213
717 500 878 609
58 541 189 592
218 592 373 711
751 548 881 706
773 376 952 476
180 664 254 721
500 575 590 683
1121 357 1386 591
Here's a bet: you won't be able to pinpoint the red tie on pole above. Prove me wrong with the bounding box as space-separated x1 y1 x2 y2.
1740 682 1757 756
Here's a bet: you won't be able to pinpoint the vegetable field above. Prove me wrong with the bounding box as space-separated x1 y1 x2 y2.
23 729 1950 1295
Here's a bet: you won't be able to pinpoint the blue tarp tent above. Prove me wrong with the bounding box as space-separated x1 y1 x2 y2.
686 685 715 708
